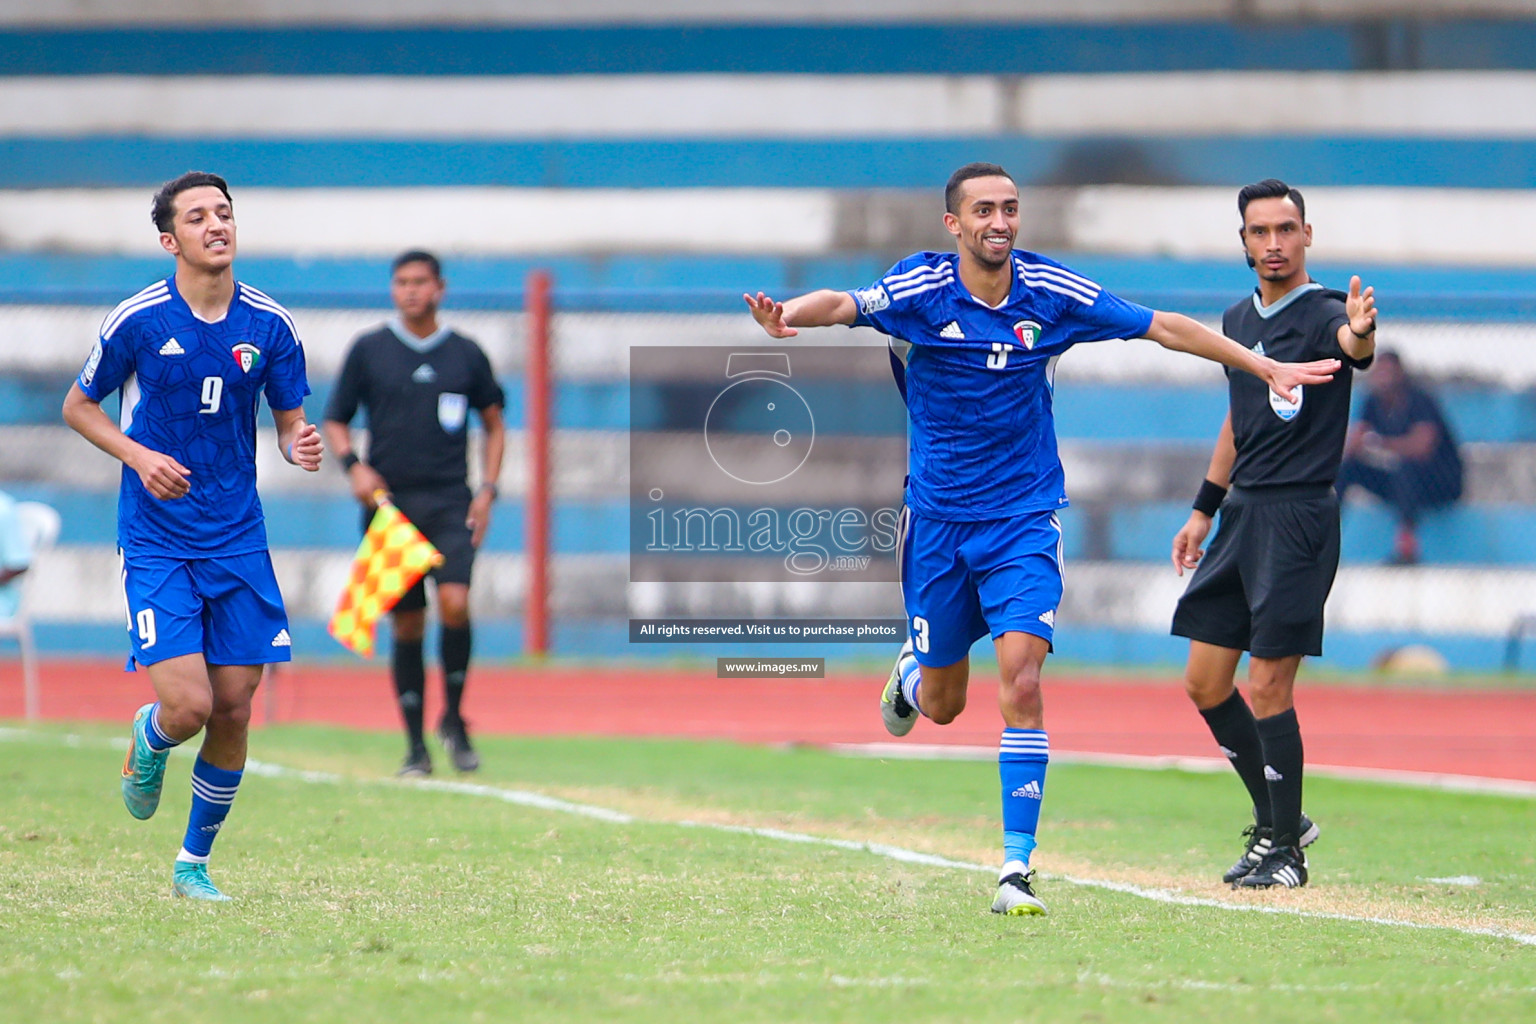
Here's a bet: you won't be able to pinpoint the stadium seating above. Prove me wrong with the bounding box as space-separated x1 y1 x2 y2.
3 0 1535 668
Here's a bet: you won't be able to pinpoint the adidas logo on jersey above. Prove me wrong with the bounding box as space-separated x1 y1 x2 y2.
1264 764 1283 781
1011 780 1042 800
412 363 437 383
271 629 291 648
158 338 185 356
939 321 965 339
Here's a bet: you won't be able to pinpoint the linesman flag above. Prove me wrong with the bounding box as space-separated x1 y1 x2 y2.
328 495 443 658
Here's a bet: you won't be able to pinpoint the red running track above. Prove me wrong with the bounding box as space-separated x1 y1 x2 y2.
5 660 1535 783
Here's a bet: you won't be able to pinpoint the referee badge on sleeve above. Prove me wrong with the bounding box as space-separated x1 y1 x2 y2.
438 392 469 432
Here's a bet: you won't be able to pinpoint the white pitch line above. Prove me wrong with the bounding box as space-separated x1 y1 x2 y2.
831 742 1536 799
4 728 1534 948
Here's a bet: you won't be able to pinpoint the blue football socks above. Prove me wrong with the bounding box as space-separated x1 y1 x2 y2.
1000 728 1050 868
141 702 179 753
178 757 243 862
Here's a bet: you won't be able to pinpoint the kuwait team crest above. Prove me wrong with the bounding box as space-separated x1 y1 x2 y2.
1012 320 1042 350
231 342 262 373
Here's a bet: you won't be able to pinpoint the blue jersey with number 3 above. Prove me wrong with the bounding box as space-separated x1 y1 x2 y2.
849 250 1154 521
77 277 311 558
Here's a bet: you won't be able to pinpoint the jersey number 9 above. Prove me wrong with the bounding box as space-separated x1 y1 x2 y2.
200 376 223 415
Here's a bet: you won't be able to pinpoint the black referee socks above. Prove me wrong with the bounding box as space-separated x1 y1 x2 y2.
1256 708 1305 849
1199 689 1274 828
392 638 427 749
441 625 472 724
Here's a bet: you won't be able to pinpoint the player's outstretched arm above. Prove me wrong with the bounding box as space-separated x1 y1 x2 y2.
1336 275 1377 362
63 382 191 499
273 407 323 472
744 289 857 338
1143 310 1339 403
1172 413 1236 576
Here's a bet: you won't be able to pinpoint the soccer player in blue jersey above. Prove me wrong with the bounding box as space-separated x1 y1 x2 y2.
62 171 322 901
745 163 1339 915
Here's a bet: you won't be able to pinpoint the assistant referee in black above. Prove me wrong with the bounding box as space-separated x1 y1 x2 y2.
1170 180 1375 889
323 251 506 776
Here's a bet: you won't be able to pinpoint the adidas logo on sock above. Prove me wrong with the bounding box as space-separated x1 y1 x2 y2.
271 629 292 647
1263 764 1283 781
159 338 185 355
1219 745 1239 760
939 321 965 339
1011 780 1043 800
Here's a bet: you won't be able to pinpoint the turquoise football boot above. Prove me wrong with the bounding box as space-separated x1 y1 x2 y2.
120 702 171 820
172 861 232 902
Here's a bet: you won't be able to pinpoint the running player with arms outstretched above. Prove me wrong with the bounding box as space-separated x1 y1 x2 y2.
63 171 322 901
746 163 1339 915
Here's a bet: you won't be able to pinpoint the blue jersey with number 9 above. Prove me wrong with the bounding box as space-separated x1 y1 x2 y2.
848 250 1154 522
78 277 311 558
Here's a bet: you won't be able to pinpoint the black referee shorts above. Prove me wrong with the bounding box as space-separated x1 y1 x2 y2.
361 484 478 614
1170 484 1341 659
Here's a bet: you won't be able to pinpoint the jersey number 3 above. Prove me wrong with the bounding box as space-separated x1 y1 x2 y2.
987 343 1013 370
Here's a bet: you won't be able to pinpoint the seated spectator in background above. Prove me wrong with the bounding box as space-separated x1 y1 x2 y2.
1335 350 1463 564
0 489 33 620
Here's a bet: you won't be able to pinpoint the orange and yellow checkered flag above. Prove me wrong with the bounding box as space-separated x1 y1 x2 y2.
328 496 443 658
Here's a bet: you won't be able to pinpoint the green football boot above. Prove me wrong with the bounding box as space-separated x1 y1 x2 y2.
120 703 170 820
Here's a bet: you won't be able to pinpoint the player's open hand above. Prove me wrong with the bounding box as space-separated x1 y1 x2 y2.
1346 275 1377 338
130 448 191 500
1265 357 1340 403
744 292 798 338
1172 512 1214 576
288 422 324 472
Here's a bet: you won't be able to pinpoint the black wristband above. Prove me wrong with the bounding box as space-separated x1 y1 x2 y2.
339 452 360 472
1193 479 1228 517
1351 324 1375 340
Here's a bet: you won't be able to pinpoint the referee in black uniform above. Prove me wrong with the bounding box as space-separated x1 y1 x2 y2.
323 251 506 776
1170 180 1375 889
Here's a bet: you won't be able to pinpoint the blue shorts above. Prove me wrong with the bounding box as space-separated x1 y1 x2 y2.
898 508 1065 667
120 550 292 668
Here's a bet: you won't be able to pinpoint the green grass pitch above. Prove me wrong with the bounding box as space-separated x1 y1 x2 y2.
1 723 1532 1023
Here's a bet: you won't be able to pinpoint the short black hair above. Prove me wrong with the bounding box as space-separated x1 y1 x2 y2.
391 250 442 279
945 163 1015 215
151 171 232 233
1238 178 1305 223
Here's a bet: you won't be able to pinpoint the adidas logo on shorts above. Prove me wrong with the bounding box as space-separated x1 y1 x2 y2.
271 629 292 647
